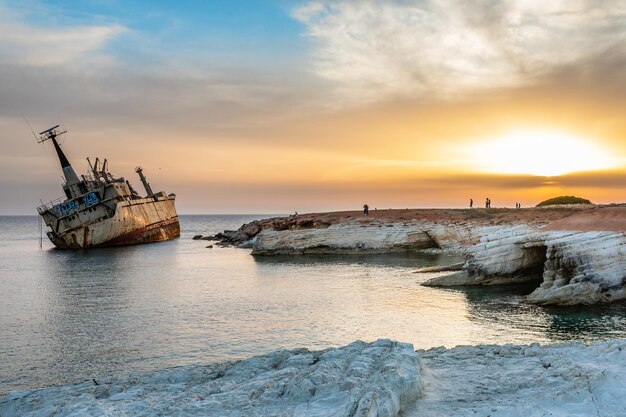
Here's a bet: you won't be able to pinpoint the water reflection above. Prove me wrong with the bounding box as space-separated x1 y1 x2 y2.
27 246 154 392
543 304 626 341
253 252 465 269
1 215 626 396
444 282 626 344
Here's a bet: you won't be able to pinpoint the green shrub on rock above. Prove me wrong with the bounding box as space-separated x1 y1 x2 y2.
536 196 592 207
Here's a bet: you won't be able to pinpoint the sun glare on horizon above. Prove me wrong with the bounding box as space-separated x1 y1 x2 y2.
467 131 617 177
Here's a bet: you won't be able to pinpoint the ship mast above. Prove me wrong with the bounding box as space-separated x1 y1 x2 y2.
135 166 154 197
38 125 80 194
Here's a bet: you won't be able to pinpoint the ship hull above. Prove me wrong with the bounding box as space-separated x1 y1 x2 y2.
48 196 180 249
94 216 179 247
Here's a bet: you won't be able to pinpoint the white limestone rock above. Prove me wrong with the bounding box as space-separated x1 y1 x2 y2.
462 226 546 285
0 339 421 417
425 225 626 305
423 225 545 286
405 338 626 417
251 220 504 255
4 338 625 417
527 231 626 305
252 222 438 254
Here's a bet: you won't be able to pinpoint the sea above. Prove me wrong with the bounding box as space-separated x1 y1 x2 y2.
1 214 625 395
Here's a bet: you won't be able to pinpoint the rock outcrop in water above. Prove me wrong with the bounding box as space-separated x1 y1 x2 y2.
253 222 437 254
424 208 626 305
207 206 626 305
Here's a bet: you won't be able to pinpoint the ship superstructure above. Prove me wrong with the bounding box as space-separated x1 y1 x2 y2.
36 125 180 248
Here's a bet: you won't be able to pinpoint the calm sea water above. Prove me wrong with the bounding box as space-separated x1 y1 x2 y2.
1 214 625 395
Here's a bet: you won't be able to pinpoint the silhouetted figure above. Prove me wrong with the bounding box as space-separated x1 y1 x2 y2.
363 204 369 215
470 198 473 208
485 198 490 208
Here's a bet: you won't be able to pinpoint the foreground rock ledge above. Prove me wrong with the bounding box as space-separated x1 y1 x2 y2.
406 338 626 417
209 206 626 305
0 340 420 417
3 338 625 417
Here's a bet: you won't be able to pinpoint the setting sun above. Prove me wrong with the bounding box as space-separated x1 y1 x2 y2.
467 131 617 177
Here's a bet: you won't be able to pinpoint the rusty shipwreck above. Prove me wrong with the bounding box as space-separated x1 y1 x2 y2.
36 125 180 248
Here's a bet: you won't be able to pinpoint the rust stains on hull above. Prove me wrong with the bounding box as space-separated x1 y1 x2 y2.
96 217 180 247
50 218 180 248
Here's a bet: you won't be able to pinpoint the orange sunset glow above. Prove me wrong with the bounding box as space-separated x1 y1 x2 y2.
0 1 625 214
465 130 617 176
3 2 626 411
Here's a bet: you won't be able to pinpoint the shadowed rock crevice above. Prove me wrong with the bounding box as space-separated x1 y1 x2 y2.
521 244 549 284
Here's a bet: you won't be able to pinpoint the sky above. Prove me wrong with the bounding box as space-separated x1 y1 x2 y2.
0 0 625 214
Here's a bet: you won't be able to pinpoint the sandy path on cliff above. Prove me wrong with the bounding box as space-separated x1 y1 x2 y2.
541 207 626 232
291 207 592 226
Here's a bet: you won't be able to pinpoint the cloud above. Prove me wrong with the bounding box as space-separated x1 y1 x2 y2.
0 7 127 68
293 0 626 103
0 4 324 136
401 169 626 192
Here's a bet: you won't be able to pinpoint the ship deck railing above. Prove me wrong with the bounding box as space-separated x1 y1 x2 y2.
37 197 66 214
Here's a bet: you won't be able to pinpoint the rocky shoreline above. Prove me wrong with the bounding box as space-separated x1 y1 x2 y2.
3 338 624 417
197 206 626 306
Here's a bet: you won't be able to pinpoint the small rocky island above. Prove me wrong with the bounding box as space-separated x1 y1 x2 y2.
201 205 626 306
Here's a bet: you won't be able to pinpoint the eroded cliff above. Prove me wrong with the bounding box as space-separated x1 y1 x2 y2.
207 206 626 305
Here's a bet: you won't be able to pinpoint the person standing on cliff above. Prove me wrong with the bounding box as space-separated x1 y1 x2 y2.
363 204 369 215
470 198 473 208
